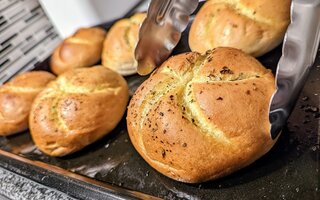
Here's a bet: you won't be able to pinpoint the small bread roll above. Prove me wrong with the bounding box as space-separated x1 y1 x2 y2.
50 27 106 75
102 13 146 76
127 47 276 183
29 66 129 156
0 71 55 136
189 0 291 57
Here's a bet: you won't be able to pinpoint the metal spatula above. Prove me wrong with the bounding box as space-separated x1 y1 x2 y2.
135 0 320 139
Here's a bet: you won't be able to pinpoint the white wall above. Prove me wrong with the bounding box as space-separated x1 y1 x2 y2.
39 0 141 38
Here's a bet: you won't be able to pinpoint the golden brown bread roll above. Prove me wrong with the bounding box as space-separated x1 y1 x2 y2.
29 66 129 156
189 0 291 57
0 71 55 136
102 13 146 76
50 27 106 75
127 47 276 183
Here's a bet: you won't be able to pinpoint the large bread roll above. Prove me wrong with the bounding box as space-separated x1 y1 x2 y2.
127 47 276 183
189 0 291 57
0 71 55 136
102 13 146 76
50 27 106 75
29 66 129 156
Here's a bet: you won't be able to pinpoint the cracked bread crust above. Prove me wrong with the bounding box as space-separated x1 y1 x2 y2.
127 47 276 183
189 0 291 57
29 66 129 157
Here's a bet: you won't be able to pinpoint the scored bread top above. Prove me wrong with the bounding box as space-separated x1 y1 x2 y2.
189 0 291 57
0 71 55 136
127 47 276 183
30 66 129 156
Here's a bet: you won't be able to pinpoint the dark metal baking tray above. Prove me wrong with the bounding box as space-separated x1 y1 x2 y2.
0 4 319 200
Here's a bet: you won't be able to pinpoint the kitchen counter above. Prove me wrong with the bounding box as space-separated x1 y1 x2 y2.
0 167 73 200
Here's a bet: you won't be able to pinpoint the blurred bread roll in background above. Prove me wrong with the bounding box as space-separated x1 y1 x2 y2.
29 66 129 156
50 27 106 75
127 47 276 183
0 71 55 136
189 0 291 57
102 13 146 76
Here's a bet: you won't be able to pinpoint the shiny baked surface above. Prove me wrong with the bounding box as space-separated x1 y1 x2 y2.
127 47 276 183
189 0 291 57
50 27 106 75
29 66 129 156
102 13 146 76
0 71 55 136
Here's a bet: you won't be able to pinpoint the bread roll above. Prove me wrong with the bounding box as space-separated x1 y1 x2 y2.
189 0 291 57
29 66 129 156
102 13 146 76
50 27 106 75
127 47 276 183
0 71 55 136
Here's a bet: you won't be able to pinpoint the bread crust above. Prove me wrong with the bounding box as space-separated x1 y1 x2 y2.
50 27 106 75
102 13 146 76
0 71 55 136
189 0 291 57
127 47 276 183
29 66 129 156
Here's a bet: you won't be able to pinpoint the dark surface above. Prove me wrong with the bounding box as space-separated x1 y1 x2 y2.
0 151 157 200
0 6 320 200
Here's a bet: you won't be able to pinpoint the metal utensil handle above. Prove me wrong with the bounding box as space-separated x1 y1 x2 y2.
135 0 198 75
269 0 320 139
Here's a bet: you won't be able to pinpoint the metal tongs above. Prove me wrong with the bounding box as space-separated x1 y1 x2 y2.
269 0 320 139
135 0 198 75
135 0 320 139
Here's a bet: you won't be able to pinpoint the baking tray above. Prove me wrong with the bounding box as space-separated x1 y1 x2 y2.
0 3 319 200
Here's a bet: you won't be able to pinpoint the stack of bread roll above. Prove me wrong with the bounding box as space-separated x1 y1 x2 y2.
50 13 146 76
28 14 147 156
0 14 143 155
0 66 129 157
19 14 146 157
0 0 291 183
